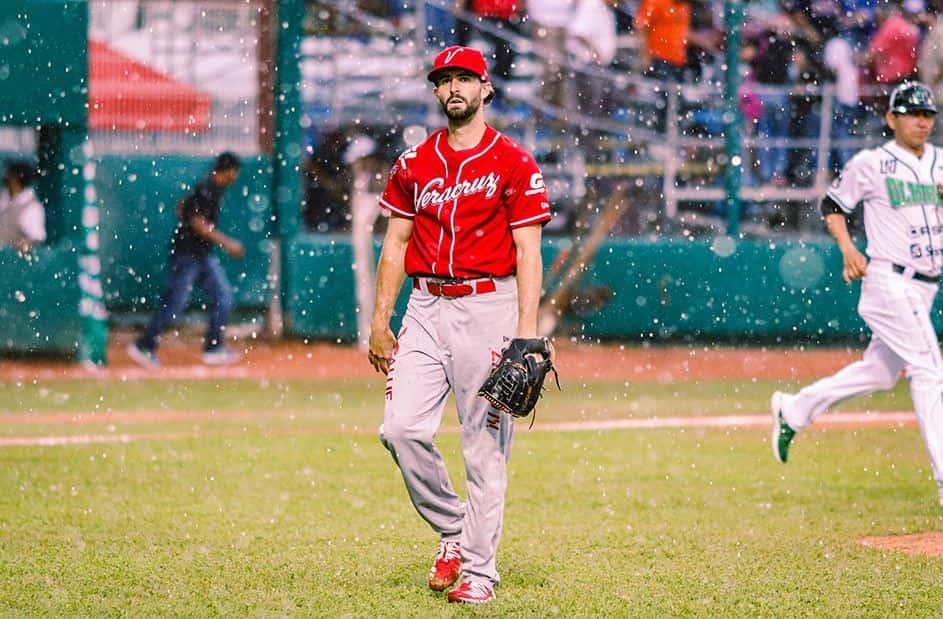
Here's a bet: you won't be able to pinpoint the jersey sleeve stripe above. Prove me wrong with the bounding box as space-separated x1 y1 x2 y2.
379 197 415 218
509 212 552 228
825 190 855 214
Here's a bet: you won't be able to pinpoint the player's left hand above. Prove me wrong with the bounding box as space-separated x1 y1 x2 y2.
479 337 558 419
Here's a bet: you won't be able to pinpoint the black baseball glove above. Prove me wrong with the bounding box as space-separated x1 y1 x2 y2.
478 338 559 420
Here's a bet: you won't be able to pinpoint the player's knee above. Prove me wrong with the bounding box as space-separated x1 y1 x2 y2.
377 424 395 455
875 370 899 392
858 358 900 391
217 287 234 313
378 418 434 446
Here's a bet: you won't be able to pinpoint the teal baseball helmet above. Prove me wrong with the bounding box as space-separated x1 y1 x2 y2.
889 81 937 115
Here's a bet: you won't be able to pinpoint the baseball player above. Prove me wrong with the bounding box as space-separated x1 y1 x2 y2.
368 46 551 604
771 82 943 508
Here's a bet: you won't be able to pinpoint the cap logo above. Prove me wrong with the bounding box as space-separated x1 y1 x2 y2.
443 48 462 64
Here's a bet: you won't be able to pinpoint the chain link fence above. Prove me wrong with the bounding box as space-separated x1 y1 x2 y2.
87 0 267 156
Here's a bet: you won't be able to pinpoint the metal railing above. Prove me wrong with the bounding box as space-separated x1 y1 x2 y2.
302 1 909 236
88 0 264 156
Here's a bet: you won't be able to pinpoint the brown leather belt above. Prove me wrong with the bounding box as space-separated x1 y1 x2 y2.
414 278 497 298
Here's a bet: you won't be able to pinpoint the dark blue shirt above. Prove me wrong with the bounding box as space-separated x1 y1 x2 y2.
171 177 225 257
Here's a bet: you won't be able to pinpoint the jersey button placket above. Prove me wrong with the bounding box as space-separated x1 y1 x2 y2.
437 199 455 277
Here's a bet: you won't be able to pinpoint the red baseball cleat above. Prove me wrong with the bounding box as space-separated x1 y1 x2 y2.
447 580 495 604
427 540 461 591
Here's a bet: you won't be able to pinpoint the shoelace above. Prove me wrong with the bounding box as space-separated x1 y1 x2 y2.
437 541 460 562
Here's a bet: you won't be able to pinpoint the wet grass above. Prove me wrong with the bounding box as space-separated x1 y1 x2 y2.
0 376 915 418
0 378 940 615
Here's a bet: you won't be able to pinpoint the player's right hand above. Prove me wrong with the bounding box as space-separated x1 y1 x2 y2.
368 325 396 375
226 240 245 259
841 247 868 283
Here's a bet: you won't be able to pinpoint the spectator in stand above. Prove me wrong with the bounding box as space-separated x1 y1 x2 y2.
0 159 45 253
787 39 830 184
748 12 796 186
918 0 943 120
303 140 349 233
634 0 691 83
456 0 523 107
781 0 842 49
823 22 861 170
424 1 457 49
568 0 618 117
839 0 878 52
866 1 920 86
907 0 932 30
528 0 577 112
685 0 721 83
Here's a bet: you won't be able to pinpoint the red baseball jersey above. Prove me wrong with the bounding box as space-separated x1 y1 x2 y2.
379 125 551 279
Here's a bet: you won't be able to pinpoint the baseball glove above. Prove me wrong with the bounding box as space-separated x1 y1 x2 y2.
478 338 559 421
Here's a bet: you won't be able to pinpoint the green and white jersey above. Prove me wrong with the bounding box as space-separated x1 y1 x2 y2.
827 140 943 276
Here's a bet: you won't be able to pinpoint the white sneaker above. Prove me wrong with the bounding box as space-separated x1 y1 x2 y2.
770 391 797 464
127 342 159 368
201 346 241 366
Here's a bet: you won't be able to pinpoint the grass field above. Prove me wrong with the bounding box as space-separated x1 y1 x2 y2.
2 376 943 616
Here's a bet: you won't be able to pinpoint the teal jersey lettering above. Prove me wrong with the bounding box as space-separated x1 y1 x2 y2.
885 177 943 208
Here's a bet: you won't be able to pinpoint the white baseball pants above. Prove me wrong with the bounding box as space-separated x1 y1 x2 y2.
782 261 943 499
379 276 517 587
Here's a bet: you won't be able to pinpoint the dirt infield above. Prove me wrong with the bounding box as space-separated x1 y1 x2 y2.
859 533 943 559
0 330 865 382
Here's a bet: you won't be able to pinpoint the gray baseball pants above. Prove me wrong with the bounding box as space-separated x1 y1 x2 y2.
379 276 517 587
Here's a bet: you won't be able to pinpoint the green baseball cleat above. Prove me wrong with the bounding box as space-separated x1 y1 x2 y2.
770 391 796 464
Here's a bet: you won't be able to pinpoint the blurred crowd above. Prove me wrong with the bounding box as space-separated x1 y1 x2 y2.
304 0 943 234
741 0 943 186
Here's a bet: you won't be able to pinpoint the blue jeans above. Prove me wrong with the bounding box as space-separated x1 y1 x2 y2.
137 253 233 352
757 92 791 182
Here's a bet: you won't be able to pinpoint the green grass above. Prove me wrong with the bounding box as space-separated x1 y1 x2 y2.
0 376 915 418
1 377 941 616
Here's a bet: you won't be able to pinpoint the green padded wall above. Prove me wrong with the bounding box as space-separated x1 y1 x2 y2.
578 238 866 340
282 236 899 342
0 245 81 355
0 1 88 128
284 235 399 339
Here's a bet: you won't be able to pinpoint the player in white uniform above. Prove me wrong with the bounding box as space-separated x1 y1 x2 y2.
771 82 943 508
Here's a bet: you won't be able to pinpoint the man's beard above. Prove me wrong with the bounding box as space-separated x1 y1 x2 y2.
440 95 481 122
